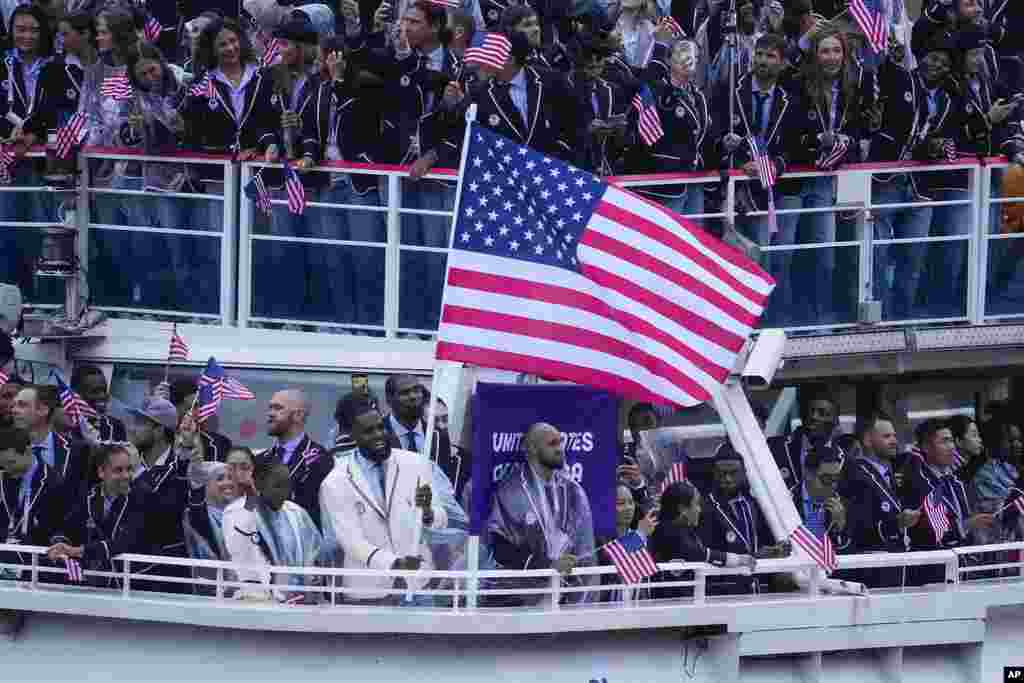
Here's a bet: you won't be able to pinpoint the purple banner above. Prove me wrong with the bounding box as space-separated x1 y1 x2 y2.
470 382 619 538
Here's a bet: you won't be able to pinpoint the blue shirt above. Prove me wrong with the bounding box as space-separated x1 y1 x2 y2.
389 414 424 453
276 433 307 466
31 432 55 468
508 69 529 126
801 482 826 539
352 448 468 542
750 84 775 139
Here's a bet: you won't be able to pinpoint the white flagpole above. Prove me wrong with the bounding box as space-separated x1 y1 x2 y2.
409 103 478 603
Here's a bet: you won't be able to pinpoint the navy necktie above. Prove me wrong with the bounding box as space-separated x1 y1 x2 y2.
753 92 768 137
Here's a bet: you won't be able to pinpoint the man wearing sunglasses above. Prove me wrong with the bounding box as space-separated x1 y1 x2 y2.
791 444 852 557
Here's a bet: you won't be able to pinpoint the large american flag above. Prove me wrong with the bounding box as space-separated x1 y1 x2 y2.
924 489 951 543
790 523 837 573
632 85 664 147
56 111 88 159
167 323 189 361
54 373 98 424
603 531 659 584
436 126 775 407
849 0 888 54
464 32 511 71
100 74 133 100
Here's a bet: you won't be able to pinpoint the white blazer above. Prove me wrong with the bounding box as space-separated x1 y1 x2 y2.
319 448 447 599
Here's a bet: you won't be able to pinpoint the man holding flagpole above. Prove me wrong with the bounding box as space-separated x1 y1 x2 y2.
319 399 448 605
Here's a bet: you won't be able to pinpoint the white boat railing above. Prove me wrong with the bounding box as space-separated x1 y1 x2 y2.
2 541 1021 617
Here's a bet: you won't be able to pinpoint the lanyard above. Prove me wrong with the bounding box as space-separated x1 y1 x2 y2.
710 493 753 552
0 473 44 539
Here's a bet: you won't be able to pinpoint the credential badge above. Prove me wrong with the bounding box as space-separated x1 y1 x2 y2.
675 105 685 118
400 74 411 87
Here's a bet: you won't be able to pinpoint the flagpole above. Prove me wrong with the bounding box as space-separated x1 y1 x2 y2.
163 324 175 385
411 103 477 605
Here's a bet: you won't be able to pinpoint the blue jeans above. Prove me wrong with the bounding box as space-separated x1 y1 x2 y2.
872 176 933 320
397 179 455 331
736 187 799 323
783 176 837 322
927 188 971 316
307 176 386 325
656 186 704 225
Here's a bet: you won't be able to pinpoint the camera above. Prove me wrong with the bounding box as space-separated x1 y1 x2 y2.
741 329 786 389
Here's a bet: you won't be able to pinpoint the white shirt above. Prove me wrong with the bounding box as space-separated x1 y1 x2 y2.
389 414 424 453
213 63 259 120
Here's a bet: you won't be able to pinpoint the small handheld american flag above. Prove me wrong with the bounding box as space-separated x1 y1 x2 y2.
632 85 664 147
168 324 190 361
425 0 461 8
223 376 255 400
996 492 1024 518
0 145 16 184
245 171 272 214
54 373 98 423
658 461 688 495
56 111 88 160
284 165 306 215
849 0 888 55
197 358 256 424
260 38 283 68
816 134 850 170
747 135 779 235
923 489 951 544
747 136 776 189
143 16 162 43
660 16 683 39
189 74 214 99
65 557 84 583
940 139 957 162
603 531 659 584
790 523 837 573
464 32 512 71
0 368 8 387
100 74 133 100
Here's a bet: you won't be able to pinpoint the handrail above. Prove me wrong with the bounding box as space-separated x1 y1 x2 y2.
3 542 1018 604
11 148 1024 334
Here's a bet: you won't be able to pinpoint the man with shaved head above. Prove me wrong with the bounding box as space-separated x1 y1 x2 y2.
260 388 333 529
487 422 597 606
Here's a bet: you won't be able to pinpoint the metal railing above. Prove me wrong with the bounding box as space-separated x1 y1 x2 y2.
3 150 1021 336
2 541 1021 616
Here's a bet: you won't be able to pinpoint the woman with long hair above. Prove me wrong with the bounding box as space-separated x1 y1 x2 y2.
0 4 59 299
783 27 877 324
